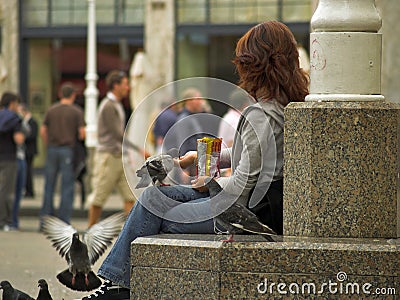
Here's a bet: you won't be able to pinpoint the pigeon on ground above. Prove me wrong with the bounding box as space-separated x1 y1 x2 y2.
0 280 34 300
135 150 178 188
36 279 52 300
41 213 125 291
205 178 277 242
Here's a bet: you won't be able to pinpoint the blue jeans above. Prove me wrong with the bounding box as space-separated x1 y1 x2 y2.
40 146 75 224
98 185 216 288
12 158 27 228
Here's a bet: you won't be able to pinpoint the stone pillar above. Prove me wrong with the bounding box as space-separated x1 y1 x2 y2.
126 0 175 159
284 0 400 238
83 0 99 194
375 0 400 104
0 1 19 93
84 0 99 148
306 0 383 102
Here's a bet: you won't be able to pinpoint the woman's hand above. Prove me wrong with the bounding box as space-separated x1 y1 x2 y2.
191 176 210 193
177 151 197 169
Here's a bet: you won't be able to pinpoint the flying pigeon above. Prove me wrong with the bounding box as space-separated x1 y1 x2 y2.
205 178 277 242
135 152 177 188
36 279 53 300
41 213 125 291
0 280 34 300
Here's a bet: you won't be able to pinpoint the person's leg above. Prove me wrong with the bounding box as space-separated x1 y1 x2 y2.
98 185 208 288
87 152 116 227
88 205 103 227
12 158 27 229
123 201 134 215
25 155 34 197
76 174 85 210
161 196 216 233
40 147 58 222
58 146 75 224
98 199 163 288
0 161 17 229
115 156 136 216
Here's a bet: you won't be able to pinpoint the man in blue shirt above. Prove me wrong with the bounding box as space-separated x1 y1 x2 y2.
0 92 24 231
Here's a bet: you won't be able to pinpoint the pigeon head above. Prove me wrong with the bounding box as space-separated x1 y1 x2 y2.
0 280 12 290
72 232 80 242
38 279 48 289
160 155 174 173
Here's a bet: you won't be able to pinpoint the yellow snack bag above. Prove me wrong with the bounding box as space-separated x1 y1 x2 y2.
197 137 222 178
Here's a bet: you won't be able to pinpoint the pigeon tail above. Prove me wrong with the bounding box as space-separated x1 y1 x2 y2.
57 269 101 292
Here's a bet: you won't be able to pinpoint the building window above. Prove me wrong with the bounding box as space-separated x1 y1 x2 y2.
21 0 145 27
52 0 87 25
22 0 49 27
176 0 312 24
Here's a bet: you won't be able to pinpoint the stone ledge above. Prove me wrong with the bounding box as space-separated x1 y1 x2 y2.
130 234 400 299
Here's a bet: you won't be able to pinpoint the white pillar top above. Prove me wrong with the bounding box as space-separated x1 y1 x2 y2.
311 0 382 32
306 0 384 102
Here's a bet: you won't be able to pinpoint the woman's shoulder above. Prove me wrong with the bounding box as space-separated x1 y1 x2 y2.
241 99 284 127
242 100 282 114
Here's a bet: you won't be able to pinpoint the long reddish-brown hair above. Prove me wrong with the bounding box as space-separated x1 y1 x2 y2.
233 21 309 106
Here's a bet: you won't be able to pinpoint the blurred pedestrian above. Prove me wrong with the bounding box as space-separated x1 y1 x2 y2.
218 89 250 149
19 104 38 198
39 83 85 227
10 102 31 230
73 95 87 210
0 92 24 231
87 70 136 227
166 88 211 182
152 100 180 154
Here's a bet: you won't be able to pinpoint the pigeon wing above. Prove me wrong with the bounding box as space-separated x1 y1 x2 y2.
15 289 35 300
41 216 77 260
84 212 125 265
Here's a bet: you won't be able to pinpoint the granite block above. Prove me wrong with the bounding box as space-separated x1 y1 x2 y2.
131 267 219 299
220 238 400 276
284 101 400 238
130 235 400 299
131 234 223 270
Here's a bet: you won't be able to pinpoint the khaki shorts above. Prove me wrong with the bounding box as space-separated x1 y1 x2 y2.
88 151 136 207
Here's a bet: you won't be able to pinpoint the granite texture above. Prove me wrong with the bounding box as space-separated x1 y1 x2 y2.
130 234 399 299
284 101 400 238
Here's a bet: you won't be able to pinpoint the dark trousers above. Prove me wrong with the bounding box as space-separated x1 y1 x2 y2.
25 155 35 196
250 179 283 235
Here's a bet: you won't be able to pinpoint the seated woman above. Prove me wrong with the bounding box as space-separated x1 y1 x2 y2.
80 20 309 300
